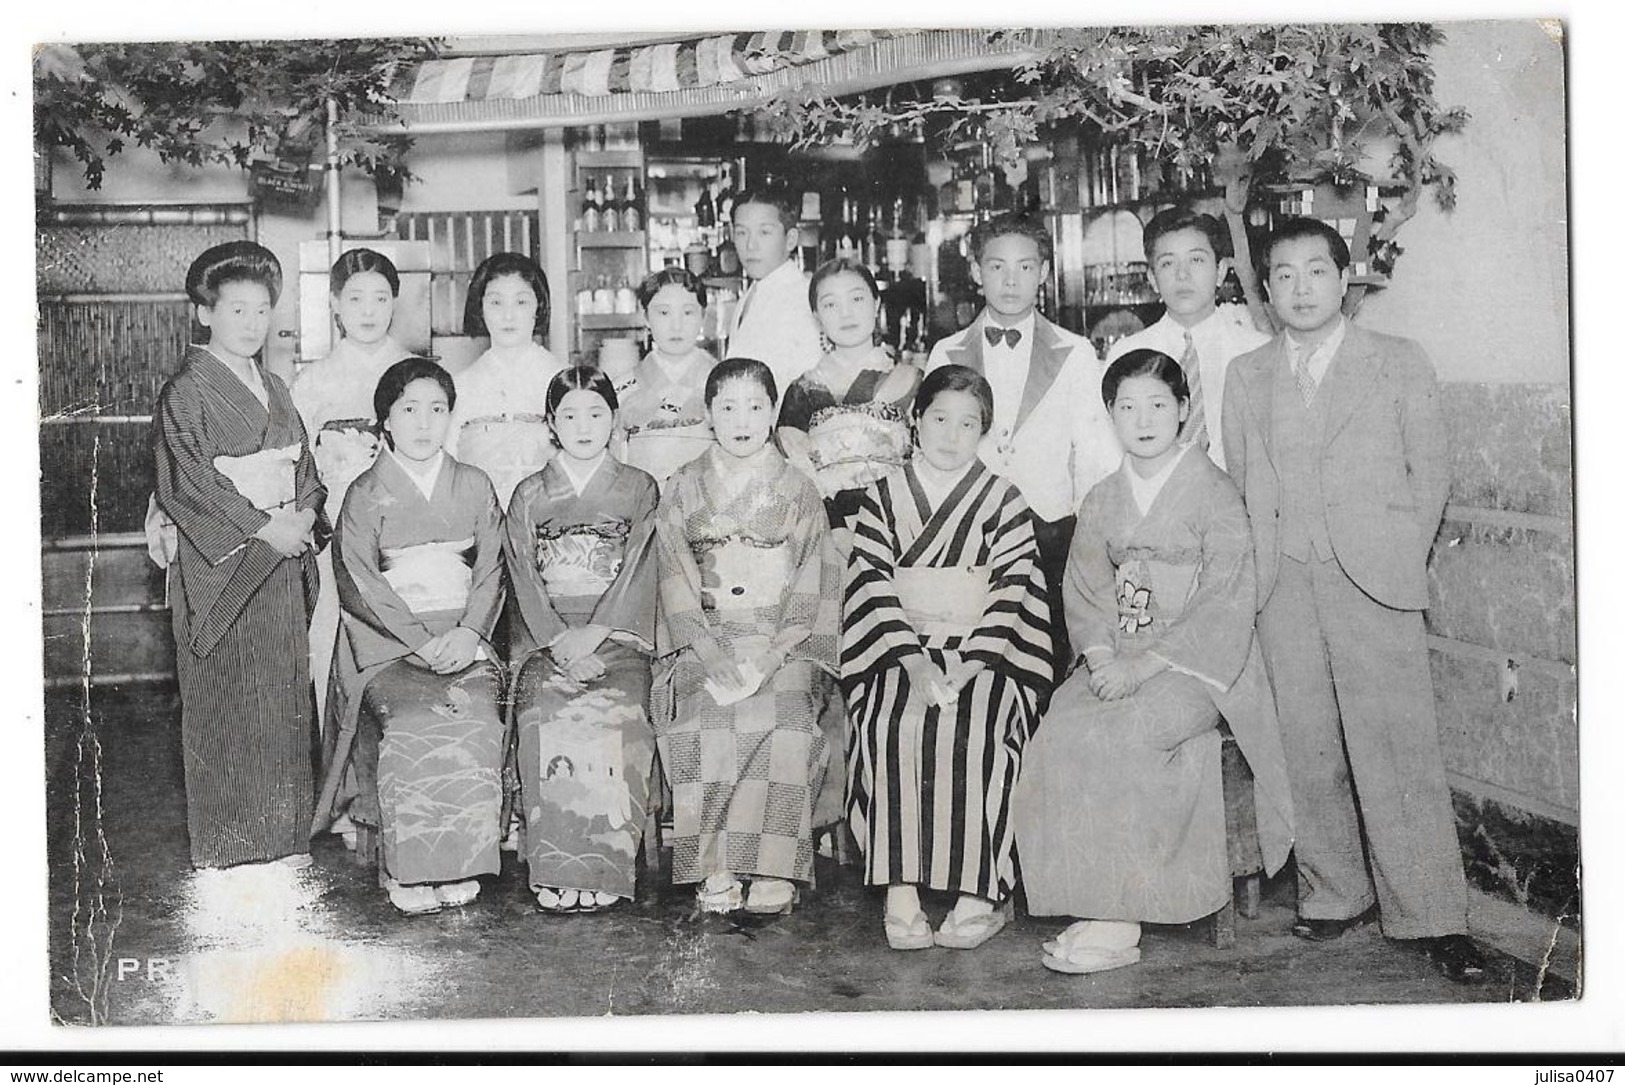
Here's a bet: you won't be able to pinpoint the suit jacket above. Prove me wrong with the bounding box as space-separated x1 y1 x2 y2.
1221 322 1448 613
926 311 1119 522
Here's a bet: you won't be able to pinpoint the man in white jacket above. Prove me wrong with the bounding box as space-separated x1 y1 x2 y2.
927 213 1120 673
725 185 823 396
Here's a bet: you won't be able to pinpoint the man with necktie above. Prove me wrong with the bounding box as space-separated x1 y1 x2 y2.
926 213 1120 675
1107 209 1269 472
724 185 823 396
1222 217 1486 984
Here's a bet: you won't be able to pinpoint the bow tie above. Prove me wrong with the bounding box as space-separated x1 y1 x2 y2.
984 326 1023 349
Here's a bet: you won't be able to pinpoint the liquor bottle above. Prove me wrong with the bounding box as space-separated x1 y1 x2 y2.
601 175 620 233
954 158 975 215
716 222 740 276
592 274 615 315
583 176 602 233
695 180 715 230
715 163 735 223
973 148 997 211
622 176 643 232
614 275 637 315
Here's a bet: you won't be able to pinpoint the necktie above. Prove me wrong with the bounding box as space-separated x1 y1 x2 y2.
1181 330 1207 451
1293 340 1319 406
732 285 757 333
984 326 1022 348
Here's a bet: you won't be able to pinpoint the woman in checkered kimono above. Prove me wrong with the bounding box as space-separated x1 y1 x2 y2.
649 358 841 916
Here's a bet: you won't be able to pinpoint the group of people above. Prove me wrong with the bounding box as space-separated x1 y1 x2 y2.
150 181 1486 984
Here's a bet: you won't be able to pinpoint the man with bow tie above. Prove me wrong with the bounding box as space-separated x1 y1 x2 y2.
927 214 1121 675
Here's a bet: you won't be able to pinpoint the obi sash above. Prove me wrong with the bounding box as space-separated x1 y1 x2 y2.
455 413 553 500
214 443 300 511
623 422 712 482
893 565 992 639
806 406 909 497
1112 552 1199 636
697 535 792 616
535 523 629 602
381 537 476 615
313 419 382 500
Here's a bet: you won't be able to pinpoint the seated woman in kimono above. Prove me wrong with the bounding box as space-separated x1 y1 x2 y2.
651 357 841 916
842 364 1053 951
319 357 508 916
1011 349 1293 974
615 268 717 487
447 252 566 507
777 258 919 553
505 366 660 914
155 240 324 871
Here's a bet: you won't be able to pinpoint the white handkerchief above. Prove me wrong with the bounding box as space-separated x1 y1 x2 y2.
705 659 766 706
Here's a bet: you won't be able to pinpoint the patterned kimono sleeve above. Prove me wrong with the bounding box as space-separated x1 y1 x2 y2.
1061 483 1121 669
841 480 925 677
333 480 436 655
770 474 840 674
154 379 271 564
959 484 1051 686
502 475 569 652
591 473 660 652
1144 478 1256 691
652 475 725 663
458 470 507 640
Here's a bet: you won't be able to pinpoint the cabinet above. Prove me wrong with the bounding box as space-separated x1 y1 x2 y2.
644 153 745 355
568 149 648 363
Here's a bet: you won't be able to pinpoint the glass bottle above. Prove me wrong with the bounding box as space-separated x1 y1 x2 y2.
622 176 643 232
695 180 715 230
583 176 602 233
601 175 620 233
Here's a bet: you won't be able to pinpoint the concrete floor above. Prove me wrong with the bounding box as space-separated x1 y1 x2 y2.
45 686 1569 1027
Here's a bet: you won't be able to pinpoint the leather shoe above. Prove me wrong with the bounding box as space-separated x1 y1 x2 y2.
1419 934 1490 984
1291 906 1376 942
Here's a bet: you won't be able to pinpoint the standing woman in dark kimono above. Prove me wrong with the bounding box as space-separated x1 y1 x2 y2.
318 358 508 915
505 367 660 913
154 241 325 870
842 364 1053 950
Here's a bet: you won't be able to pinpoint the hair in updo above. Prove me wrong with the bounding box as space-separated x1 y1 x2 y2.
1101 348 1190 408
705 357 778 407
374 357 457 447
186 241 283 308
913 364 994 435
330 247 401 296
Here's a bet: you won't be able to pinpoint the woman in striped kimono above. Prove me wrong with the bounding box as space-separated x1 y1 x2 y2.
842 364 1053 951
505 367 660 914
446 252 565 507
319 358 508 916
154 241 324 870
651 358 841 916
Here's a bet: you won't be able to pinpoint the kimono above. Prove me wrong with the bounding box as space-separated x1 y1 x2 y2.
615 348 716 486
447 343 566 507
1011 446 1294 924
317 450 508 887
776 350 919 530
504 456 660 899
291 334 413 723
154 345 325 868
842 460 1052 902
651 447 841 886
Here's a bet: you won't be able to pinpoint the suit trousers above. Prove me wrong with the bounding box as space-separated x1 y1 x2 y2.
1256 555 1467 939
1033 514 1076 688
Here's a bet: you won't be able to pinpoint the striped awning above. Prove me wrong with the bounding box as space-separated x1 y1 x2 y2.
396 30 908 104
389 28 1046 131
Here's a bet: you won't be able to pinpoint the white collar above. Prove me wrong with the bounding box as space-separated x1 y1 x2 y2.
1284 316 1347 360
389 447 446 499
556 451 606 496
983 312 1037 342
1124 442 1194 515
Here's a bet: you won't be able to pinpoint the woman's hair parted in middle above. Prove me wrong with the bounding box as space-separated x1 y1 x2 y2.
1101 348 1190 408
463 251 551 338
374 356 457 434
705 357 778 407
913 364 995 435
329 247 401 297
545 364 620 417
807 256 880 311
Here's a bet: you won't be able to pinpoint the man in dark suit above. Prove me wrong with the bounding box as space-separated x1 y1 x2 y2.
1221 217 1486 983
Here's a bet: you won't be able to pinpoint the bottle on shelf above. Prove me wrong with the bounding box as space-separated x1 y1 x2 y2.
715 163 736 223
614 276 638 315
575 280 594 317
601 175 621 233
695 180 715 230
716 222 740 276
583 176 602 233
592 274 615 315
622 176 643 233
